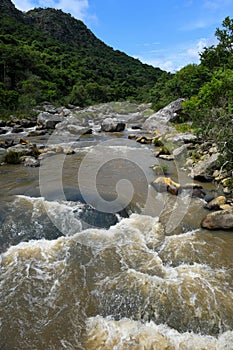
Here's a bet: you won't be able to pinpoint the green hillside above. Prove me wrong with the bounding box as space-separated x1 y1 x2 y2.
0 0 165 116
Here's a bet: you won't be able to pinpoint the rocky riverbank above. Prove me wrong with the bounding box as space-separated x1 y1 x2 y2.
0 100 232 230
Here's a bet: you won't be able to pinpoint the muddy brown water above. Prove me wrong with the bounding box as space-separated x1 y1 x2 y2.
0 131 233 349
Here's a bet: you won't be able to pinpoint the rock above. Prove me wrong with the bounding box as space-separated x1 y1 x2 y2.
204 196 226 210
154 146 171 157
173 144 192 159
64 149 75 155
12 127 24 133
19 138 30 145
57 107 72 116
37 112 64 129
191 153 220 181
101 118 125 132
7 145 31 156
0 120 7 127
28 130 46 137
135 136 153 144
223 187 232 195
21 156 40 167
55 117 92 136
220 204 232 210
201 209 233 230
0 139 14 148
0 127 8 135
41 103 57 114
166 132 197 144
55 146 64 153
128 134 136 139
209 146 218 154
131 125 142 130
143 98 185 131
6 119 20 127
153 177 180 195
19 119 37 128
185 158 195 167
181 184 206 198
66 124 92 135
221 177 233 188
158 154 174 161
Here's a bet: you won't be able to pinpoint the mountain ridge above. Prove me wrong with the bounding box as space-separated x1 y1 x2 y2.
0 0 167 115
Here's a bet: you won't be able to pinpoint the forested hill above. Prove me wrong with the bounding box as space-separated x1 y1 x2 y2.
0 0 166 116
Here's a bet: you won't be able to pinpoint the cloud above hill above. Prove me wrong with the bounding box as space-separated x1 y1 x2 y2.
13 0 90 20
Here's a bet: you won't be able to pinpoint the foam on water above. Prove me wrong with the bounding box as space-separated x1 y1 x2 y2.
86 316 233 350
1 208 233 348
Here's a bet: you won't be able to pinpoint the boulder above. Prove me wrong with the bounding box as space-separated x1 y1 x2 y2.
0 120 7 127
204 196 226 210
153 177 180 195
101 118 125 132
55 117 92 136
173 144 192 159
166 132 197 143
0 127 8 135
37 112 64 129
191 153 219 181
12 127 24 133
19 118 37 128
143 98 184 131
201 209 233 230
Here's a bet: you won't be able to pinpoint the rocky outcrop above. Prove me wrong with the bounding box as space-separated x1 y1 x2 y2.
201 209 233 230
101 118 125 132
143 98 184 132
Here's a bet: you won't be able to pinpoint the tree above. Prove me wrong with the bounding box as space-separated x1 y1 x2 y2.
201 16 233 70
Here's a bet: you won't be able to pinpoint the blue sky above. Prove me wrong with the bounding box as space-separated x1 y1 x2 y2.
11 0 233 72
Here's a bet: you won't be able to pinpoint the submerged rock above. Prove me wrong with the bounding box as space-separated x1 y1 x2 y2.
181 184 206 199
201 209 233 230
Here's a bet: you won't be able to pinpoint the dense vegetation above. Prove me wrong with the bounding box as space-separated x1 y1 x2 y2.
149 16 233 170
0 0 164 116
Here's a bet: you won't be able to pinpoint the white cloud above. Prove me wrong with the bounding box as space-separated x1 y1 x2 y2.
12 0 35 12
135 37 217 73
186 38 208 59
12 0 90 20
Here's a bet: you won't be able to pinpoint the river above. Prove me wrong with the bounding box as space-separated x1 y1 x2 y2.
0 128 233 349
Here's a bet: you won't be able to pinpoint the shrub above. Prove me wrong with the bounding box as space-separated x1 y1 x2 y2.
4 150 23 164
